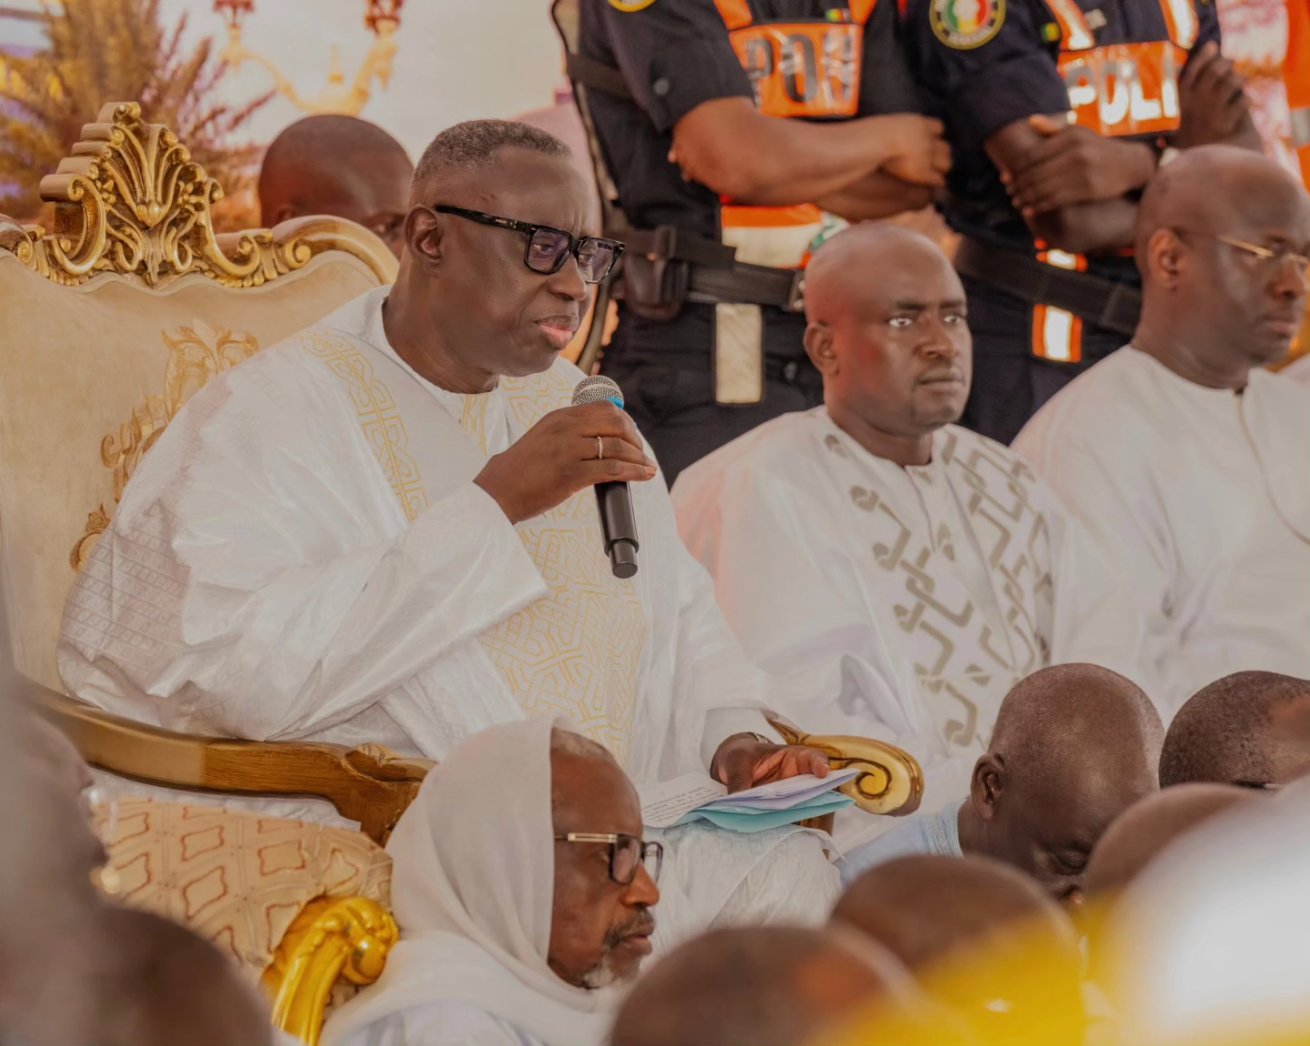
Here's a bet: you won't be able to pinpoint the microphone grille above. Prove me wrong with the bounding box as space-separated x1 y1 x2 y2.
572 375 624 409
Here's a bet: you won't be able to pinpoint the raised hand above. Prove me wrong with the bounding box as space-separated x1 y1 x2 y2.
1175 41 1251 148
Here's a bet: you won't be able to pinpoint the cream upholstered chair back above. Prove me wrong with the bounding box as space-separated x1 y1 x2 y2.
0 102 397 692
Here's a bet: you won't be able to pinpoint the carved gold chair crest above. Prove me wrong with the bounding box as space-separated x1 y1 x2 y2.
0 102 416 1045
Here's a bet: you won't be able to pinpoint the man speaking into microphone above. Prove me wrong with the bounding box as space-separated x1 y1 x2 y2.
59 119 841 939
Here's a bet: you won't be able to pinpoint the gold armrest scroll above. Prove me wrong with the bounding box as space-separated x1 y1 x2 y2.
262 895 399 1046
767 714 924 817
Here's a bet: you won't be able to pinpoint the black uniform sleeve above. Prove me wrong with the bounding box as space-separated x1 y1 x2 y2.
597 0 753 133
903 0 1070 152
857 0 926 115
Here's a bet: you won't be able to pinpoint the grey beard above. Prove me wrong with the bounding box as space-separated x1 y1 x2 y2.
580 952 623 990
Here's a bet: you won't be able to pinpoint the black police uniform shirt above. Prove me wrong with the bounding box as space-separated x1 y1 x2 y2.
580 0 922 368
903 0 1221 356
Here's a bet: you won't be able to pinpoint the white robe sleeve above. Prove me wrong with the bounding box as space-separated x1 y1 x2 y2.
59 366 547 742
673 464 926 756
672 543 780 769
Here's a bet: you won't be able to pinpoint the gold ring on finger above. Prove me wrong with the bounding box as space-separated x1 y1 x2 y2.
596 436 604 461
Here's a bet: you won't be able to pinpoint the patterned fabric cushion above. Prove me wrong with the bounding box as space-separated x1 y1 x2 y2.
94 797 392 976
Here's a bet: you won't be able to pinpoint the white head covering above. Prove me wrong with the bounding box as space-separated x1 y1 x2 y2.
322 717 613 1046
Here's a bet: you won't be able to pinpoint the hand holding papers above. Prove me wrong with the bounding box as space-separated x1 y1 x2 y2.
641 769 860 833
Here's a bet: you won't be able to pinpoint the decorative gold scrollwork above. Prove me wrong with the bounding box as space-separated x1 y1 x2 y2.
70 322 261 570
2 101 393 289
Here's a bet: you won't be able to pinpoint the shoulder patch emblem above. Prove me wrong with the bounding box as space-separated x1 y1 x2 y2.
608 0 658 10
930 0 1005 49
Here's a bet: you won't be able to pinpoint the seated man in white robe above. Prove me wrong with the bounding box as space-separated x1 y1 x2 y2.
672 225 1147 824
1013 146 1310 714
324 719 658 1046
844 664 1163 905
58 120 839 936
1159 671 1310 789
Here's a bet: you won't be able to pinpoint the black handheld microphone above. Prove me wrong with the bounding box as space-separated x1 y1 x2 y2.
572 376 640 579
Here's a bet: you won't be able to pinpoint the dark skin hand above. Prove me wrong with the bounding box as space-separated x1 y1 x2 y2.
1174 42 1260 150
474 402 657 524
711 733 830 793
1003 115 1156 216
987 117 1143 253
993 43 1259 251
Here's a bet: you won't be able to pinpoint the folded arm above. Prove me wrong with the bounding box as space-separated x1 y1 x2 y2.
671 98 950 206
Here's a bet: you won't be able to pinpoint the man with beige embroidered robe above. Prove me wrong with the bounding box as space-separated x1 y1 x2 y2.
673 226 1147 838
57 121 841 943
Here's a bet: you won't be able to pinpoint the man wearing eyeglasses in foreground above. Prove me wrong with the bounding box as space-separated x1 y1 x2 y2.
1014 145 1310 715
324 719 661 1046
60 120 841 932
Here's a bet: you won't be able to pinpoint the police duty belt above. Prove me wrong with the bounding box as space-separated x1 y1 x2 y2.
954 237 1142 338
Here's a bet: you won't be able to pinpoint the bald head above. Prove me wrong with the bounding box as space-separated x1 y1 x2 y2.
1135 146 1298 261
833 855 1077 970
1134 145 1310 381
833 855 1084 1044
258 115 413 257
803 224 971 465
1084 783 1260 899
609 925 914 1046
989 664 1163 784
1160 671 1310 789
965 664 1163 902
805 224 954 324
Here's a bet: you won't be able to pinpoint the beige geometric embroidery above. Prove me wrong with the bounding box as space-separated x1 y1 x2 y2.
70 321 262 571
461 366 646 764
302 330 428 524
826 426 1057 753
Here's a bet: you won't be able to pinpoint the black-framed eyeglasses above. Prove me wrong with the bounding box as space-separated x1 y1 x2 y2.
432 205 623 284
1175 228 1310 286
554 832 663 885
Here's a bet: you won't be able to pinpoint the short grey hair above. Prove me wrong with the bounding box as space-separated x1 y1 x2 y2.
412 119 571 202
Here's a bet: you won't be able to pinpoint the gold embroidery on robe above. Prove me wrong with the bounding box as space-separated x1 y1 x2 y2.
461 366 646 764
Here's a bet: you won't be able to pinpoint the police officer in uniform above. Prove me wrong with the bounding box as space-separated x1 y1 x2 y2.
903 0 1262 444
561 0 950 482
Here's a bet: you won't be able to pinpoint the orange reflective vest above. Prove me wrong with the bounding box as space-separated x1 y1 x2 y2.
1028 0 1196 362
1287 0 1310 186
712 0 879 273
710 0 879 401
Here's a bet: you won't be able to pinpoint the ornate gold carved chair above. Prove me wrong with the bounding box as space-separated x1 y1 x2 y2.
0 100 926 1045
0 102 417 1045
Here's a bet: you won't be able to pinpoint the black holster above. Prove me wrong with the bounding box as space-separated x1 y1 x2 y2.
617 253 690 322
